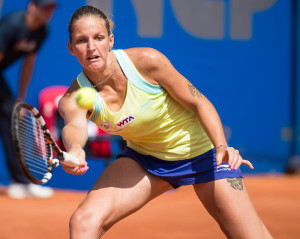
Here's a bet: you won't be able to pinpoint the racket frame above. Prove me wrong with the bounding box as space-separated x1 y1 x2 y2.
11 102 78 184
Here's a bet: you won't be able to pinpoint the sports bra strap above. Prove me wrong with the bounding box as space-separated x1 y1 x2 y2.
114 49 162 94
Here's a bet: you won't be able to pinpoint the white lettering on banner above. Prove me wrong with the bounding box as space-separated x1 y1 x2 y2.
230 0 277 39
171 0 225 39
132 0 163 37
86 0 277 40
87 0 113 18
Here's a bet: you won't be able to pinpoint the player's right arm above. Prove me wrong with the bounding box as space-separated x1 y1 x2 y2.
58 79 89 175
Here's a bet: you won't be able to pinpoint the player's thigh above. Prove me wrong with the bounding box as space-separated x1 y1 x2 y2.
75 157 173 228
193 178 270 238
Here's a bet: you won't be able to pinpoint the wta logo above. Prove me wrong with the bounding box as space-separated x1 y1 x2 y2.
116 113 136 129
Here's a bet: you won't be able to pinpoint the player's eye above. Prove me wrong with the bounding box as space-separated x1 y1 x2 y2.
75 38 86 44
95 35 104 41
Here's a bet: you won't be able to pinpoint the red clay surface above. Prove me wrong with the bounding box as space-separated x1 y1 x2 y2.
0 175 299 239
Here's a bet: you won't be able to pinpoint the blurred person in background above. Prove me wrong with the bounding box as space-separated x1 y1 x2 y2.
0 0 57 198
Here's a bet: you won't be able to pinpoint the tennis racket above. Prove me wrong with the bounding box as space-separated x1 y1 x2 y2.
11 102 79 184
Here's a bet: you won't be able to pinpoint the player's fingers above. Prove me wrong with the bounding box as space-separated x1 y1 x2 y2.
73 167 89 175
79 165 89 174
241 159 254 169
226 147 235 168
61 164 74 174
231 153 243 170
78 160 89 173
216 154 222 166
74 165 89 174
230 149 241 170
216 149 226 166
61 163 89 175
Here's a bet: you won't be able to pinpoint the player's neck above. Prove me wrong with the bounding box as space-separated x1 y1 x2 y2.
84 53 118 89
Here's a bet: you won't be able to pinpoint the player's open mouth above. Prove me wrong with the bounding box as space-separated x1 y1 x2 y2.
87 56 99 60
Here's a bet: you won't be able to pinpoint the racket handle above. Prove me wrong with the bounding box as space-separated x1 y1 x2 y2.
61 152 80 167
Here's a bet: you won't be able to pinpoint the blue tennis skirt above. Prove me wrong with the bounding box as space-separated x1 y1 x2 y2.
117 146 243 188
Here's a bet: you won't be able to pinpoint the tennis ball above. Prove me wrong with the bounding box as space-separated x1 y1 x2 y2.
75 87 96 109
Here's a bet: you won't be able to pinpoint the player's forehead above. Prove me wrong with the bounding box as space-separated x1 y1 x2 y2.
73 15 106 28
71 16 107 37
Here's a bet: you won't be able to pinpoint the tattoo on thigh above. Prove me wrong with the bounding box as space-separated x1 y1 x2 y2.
226 177 244 191
188 81 203 98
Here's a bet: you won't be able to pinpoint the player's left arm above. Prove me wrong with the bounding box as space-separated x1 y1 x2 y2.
18 52 36 101
133 48 253 170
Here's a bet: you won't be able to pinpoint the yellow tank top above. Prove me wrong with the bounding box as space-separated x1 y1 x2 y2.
77 49 213 161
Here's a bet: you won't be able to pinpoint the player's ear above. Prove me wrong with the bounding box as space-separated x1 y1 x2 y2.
67 41 75 56
108 33 114 51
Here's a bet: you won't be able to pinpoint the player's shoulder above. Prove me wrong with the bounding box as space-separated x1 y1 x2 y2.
124 47 164 62
58 79 79 112
0 11 25 28
123 47 166 72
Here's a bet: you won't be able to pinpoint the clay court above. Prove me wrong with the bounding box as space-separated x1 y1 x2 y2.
0 174 299 239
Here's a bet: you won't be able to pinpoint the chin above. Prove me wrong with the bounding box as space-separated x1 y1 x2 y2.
84 66 102 73
84 62 102 71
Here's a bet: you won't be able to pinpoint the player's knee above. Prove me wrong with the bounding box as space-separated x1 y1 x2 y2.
69 209 89 234
69 208 108 236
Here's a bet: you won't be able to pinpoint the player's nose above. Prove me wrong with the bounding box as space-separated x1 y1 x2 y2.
87 39 95 50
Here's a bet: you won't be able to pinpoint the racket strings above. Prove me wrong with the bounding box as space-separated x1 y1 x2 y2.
17 109 51 179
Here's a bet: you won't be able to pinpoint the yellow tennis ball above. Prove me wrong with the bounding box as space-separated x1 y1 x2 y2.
75 87 96 109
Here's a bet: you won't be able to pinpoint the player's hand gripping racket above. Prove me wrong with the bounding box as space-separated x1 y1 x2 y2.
11 102 79 184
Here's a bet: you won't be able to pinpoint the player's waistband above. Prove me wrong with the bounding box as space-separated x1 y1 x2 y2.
117 146 243 188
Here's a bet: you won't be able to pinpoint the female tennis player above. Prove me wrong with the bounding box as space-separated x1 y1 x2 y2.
59 5 273 239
